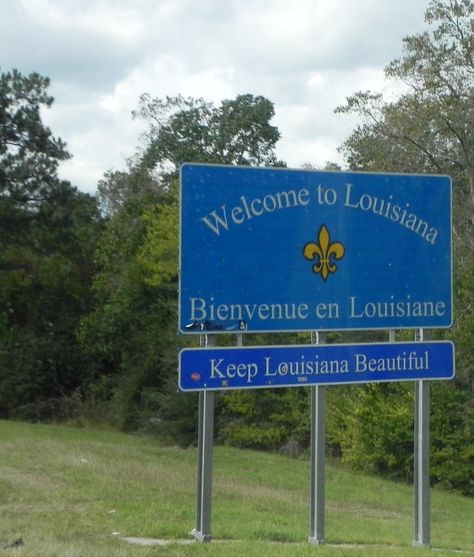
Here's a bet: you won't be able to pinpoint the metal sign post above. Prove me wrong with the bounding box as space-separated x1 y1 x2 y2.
193 334 215 543
309 331 326 544
413 329 431 548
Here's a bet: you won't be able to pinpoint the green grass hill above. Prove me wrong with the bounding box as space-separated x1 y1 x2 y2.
1 420 473 556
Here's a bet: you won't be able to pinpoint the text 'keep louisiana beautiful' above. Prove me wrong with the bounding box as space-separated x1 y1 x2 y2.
179 342 455 391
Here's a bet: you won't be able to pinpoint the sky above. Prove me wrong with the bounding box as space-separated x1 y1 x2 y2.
1 0 431 193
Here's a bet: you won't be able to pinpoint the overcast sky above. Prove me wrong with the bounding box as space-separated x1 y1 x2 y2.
1 0 431 193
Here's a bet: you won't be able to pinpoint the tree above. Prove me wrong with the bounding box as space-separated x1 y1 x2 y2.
333 0 474 494
336 0 473 256
0 69 70 209
0 182 102 420
1 69 73 274
0 70 102 419
132 93 284 185
84 93 284 433
133 94 284 287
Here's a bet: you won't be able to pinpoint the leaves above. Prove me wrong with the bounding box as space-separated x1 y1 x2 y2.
138 186 179 287
0 69 102 419
332 0 474 494
0 68 71 208
134 93 284 182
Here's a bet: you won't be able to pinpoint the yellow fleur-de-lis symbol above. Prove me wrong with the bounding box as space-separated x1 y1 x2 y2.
303 225 345 281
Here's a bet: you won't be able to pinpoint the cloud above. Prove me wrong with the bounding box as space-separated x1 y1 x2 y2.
1 0 431 192
2 0 144 88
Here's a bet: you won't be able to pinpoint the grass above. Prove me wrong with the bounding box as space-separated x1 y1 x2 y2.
0 420 473 556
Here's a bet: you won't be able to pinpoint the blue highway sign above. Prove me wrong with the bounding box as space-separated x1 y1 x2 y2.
179 341 455 392
179 164 452 333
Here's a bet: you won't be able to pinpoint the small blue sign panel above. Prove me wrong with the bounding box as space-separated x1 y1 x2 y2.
179 164 452 333
179 341 455 392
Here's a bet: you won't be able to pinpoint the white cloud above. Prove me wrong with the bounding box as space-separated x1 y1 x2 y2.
19 0 145 40
1 0 431 192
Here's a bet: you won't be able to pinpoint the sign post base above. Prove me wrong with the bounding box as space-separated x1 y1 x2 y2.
191 529 212 543
308 536 325 545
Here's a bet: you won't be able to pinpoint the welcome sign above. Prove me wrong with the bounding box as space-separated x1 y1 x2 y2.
179 164 452 333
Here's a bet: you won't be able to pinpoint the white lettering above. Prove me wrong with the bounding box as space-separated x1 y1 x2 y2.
349 296 447 320
354 351 430 373
200 206 229 235
200 188 311 235
315 302 339 319
189 299 309 323
344 183 439 244
210 359 258 383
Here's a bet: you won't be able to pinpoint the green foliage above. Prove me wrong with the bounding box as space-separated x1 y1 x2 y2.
81 92 285 436
146 373 199 447
97 165 161 217
0 183 102 420
218 388 310 454
0 68 70 207
133 93 284 179
137 180 179 286
328 380 474 495
333 0 474 495
0 69 102 419
328 384 414 479
336 0 473 256
80 160 183 430
430 382 474 494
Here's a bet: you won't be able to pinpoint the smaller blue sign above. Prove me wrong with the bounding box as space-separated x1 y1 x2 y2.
179 341 454 392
